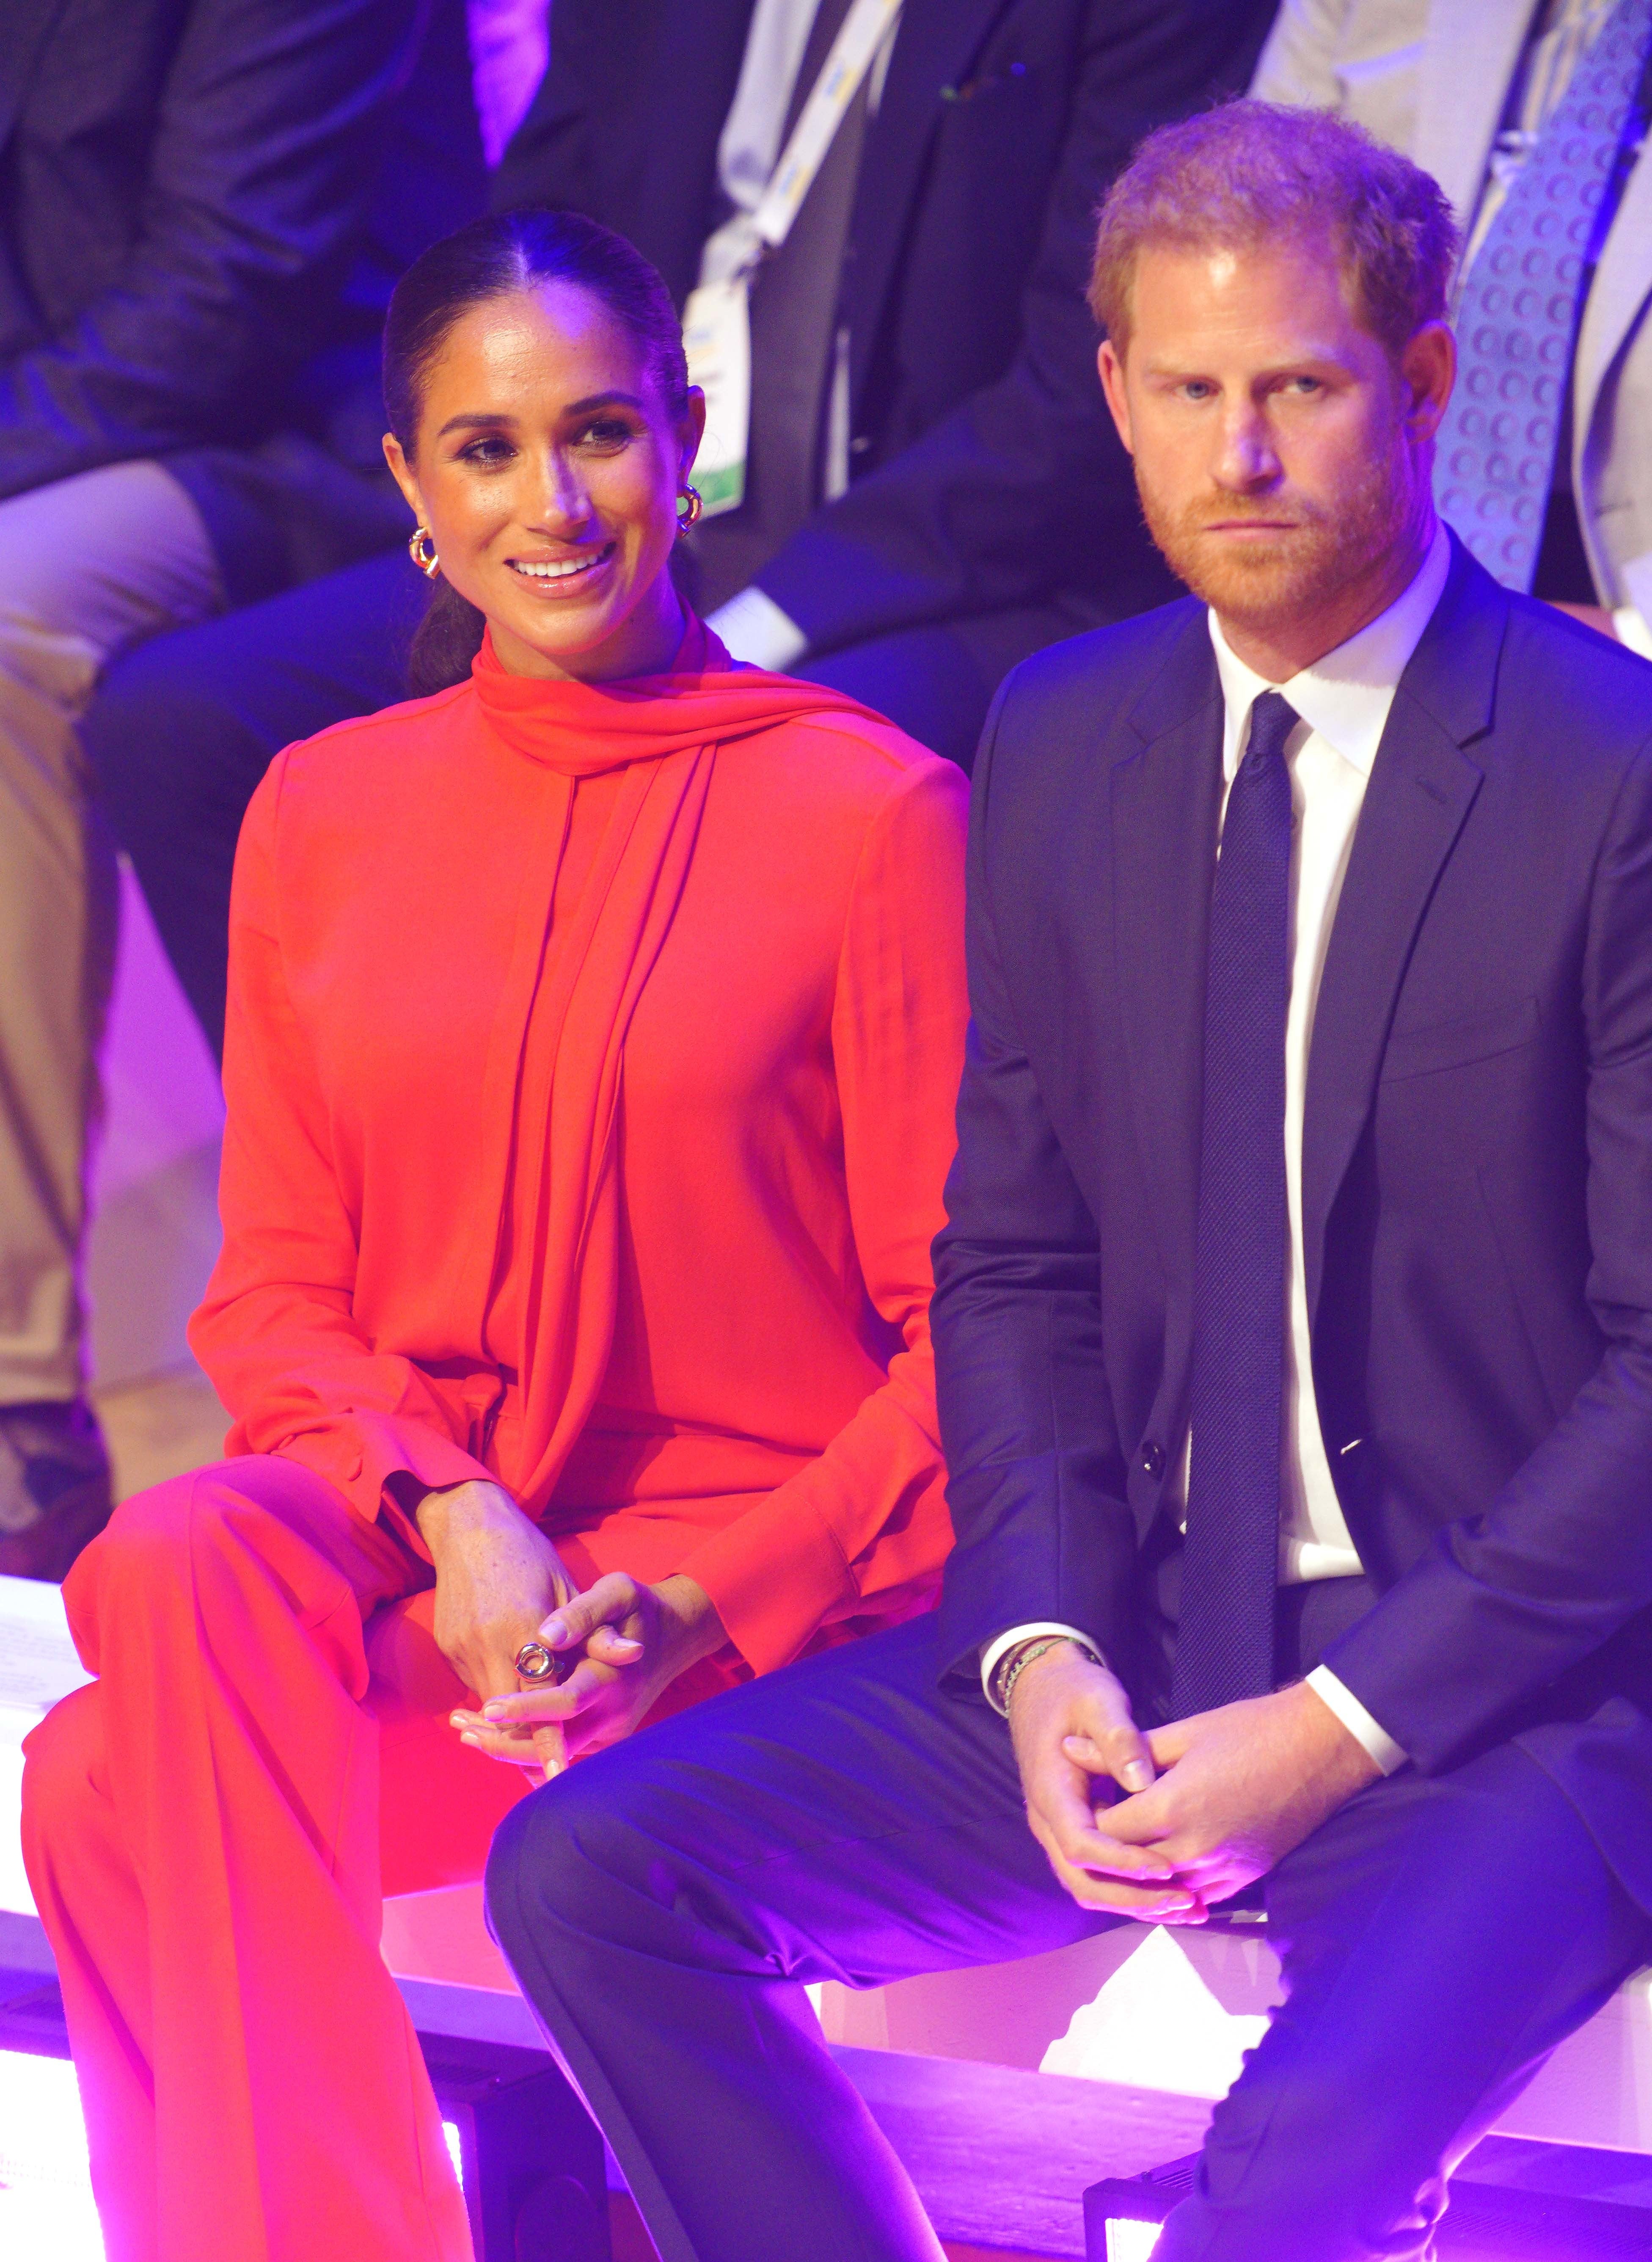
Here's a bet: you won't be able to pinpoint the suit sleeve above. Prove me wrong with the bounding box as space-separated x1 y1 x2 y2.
676 757 971 1674
750 0 1268 656
931 684 1137 1683
1327 733 1652 1769
187 753 495 1545
0 0 416 501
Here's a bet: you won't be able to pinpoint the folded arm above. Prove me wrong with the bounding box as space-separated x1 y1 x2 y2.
0 0 416 499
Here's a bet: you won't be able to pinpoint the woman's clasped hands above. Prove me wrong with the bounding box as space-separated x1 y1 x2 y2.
419 1479 727 1776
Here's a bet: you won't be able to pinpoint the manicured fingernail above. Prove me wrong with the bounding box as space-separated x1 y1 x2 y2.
482 1702 507 1720
459 1732 481 1747
544 1619 568 1646
1123 1763 1152 1791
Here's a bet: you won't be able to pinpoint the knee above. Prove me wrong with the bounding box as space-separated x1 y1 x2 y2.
485 1746 669 1964
73 1467 239 1612
21 1683 102 1854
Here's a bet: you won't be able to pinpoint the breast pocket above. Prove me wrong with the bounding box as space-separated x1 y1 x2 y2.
1380 996 1540 1084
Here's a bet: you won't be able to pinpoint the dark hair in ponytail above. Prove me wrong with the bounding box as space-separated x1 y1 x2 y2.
383 207 690 696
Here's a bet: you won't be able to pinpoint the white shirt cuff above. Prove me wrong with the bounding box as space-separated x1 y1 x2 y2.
1612 605 1652 661
1305 1665 1408 1774
706 587 808 672
980 1622 1104 1716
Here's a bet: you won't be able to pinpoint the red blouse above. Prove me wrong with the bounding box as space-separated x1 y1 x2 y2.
191 626 970 1676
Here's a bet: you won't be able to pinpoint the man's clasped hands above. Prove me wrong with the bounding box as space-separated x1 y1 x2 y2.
1007 1639 1382 1921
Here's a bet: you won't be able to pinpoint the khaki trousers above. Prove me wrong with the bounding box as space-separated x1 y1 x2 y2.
0 460 222 1402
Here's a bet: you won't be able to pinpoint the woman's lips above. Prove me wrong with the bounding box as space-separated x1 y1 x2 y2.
507 542 617 585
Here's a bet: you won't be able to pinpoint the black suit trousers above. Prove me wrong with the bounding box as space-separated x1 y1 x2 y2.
485 1614 1650 2262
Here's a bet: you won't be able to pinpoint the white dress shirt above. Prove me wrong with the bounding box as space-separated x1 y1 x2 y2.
701 0 902 672
699 0 821 671
983 523 1455 1773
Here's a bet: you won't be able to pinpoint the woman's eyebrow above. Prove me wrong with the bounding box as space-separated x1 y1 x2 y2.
434 392 646 441
434 410 520 438
562 391 647 414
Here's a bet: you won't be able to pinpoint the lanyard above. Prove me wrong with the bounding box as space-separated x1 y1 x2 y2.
684 0 903 519
750 0 904 257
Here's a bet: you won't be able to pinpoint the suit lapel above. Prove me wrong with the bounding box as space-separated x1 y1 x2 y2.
845 0 1013 399
1300 543 1502 1324
1414 0 1531 228
1110 611 1224 1380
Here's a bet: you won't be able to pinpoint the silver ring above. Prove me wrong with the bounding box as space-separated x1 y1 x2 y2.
514 1639 558 1682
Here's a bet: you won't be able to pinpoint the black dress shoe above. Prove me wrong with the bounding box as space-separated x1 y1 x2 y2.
0 1399 114 1581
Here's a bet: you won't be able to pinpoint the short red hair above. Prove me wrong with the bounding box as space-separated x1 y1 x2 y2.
1089 100 1459 361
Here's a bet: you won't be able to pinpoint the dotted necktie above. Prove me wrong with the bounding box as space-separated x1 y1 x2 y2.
1171 692 1298 1721
1434 0 1652 590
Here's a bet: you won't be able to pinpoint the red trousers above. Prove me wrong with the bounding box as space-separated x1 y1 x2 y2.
21 1456 535 2262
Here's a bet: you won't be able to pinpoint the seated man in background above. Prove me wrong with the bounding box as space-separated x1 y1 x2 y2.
83 0 1274 1070
482 103 1652 2262
1253 0 1652 651
0 0 483 1579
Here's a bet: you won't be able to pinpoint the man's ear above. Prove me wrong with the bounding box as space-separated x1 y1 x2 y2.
1398 320 1455 445
1098 339 1134 455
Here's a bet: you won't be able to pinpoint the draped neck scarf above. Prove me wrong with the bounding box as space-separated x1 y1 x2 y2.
465 614 892 1512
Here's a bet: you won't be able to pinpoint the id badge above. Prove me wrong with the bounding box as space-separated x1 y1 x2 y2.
682 276 751 518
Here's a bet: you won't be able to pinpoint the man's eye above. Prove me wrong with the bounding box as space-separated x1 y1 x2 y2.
1182 381 1215 401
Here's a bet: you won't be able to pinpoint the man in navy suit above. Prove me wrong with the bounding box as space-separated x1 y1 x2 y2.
482 102 1652 2260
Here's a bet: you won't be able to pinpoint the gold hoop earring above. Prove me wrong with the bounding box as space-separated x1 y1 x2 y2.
409 527 440 579
675 487 703 538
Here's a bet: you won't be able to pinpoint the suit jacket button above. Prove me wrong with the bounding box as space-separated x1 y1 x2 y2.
1140 1440 1165 1481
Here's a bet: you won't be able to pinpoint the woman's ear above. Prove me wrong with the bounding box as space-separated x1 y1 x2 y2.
383 432 425 522
679 386 708 483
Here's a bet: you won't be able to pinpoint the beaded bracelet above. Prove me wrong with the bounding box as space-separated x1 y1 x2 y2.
994 1633 1074 1715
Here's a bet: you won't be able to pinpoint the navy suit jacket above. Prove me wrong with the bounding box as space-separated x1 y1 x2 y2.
494 0 1269 658
932 538 1652 1907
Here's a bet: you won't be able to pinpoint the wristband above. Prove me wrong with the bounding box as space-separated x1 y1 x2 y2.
994 1634 1073 1714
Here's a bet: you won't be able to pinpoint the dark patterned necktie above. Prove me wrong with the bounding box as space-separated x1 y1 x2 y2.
1434 0 1652 590
1172 692 1299 1720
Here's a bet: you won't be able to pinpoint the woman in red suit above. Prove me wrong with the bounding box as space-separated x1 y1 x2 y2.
21 210 969 2262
